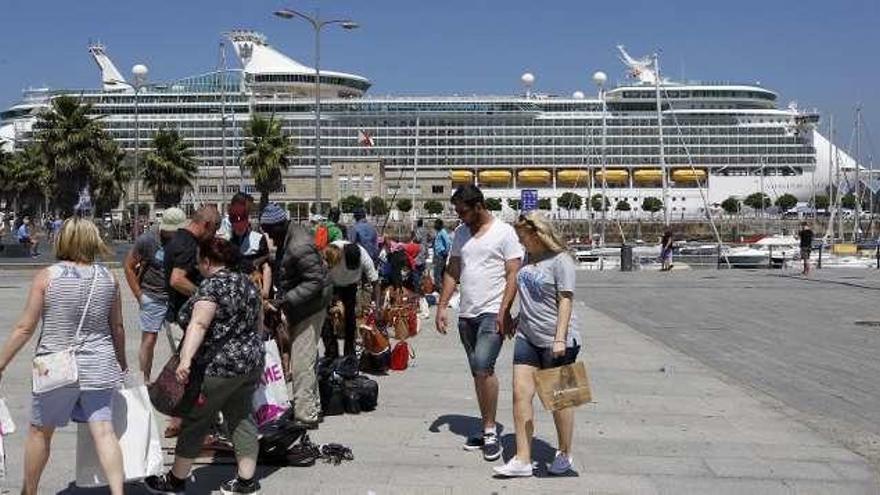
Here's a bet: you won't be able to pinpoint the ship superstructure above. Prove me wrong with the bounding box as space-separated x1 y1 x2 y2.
0 30 851 218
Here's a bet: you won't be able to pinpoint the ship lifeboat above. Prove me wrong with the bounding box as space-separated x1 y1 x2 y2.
556 169 589 186
478 170 513 185
450 170 474 184
633 169 664 184
594 169 629 184
517 169 551 186
671 169 707 183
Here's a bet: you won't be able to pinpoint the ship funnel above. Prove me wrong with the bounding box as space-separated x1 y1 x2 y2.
88 43 129 92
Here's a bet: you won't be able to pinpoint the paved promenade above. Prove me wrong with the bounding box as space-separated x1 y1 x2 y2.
0 269 876 493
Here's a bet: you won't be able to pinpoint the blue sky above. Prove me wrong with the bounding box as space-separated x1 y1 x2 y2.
0 0 877 154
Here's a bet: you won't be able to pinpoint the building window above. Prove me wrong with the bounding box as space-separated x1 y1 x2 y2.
432 185 445 194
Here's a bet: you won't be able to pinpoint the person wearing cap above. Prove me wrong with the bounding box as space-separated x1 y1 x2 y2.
259 203 292 378
124 207 186 381
348 207 379 262
217 192 255 241
228 202 270 281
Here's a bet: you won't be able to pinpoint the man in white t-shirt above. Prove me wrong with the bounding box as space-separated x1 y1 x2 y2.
436 185 523 462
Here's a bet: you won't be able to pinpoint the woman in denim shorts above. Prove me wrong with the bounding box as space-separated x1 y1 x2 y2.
0 218 128 495
493 212 581 478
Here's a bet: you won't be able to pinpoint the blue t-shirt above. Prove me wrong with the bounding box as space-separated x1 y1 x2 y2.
15 224 30 241
433 229 451 258
349 220 378 261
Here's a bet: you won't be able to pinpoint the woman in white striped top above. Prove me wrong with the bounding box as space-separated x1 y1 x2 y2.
0 217 128 495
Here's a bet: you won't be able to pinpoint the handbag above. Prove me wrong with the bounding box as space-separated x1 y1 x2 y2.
32 269 98 394
147 328 205 416
534 361 592 412
389 341 414 371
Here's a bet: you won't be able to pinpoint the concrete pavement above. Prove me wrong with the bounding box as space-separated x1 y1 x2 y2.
0 268 875 493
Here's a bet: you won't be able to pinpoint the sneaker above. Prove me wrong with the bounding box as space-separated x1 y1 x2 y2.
548 451 573 475
482 432 502 461
144 472 186 494
493 457 533 478
220 478 261 495
463 434 484 451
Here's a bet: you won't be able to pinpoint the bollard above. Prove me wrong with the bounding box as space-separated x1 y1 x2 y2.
768 246 773 269
876 245 879 270
620 244 634 272
817 243 823 269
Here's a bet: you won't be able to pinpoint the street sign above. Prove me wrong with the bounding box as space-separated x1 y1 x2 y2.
521 189 538 212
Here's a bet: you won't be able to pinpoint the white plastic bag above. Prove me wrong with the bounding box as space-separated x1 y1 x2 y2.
252 339 291 427
0 398 16 436
75 384 164 487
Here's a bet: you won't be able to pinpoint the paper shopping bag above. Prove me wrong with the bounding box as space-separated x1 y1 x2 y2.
252 339 291 427
75 385 164 487
535 361 592 412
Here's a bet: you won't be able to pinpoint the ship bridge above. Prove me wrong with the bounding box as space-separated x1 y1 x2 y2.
227 30 370 98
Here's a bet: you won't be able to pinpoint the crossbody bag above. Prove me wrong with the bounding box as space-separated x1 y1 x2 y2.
32 267 99 394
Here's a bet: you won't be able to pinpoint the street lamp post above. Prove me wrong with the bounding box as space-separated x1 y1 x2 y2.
131 64 148 241
593 71 608 250
275 8 358 217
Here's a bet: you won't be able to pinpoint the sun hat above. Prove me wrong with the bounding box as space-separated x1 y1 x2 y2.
159 207 186 232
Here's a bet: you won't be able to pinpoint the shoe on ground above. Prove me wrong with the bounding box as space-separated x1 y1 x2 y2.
220 477 261 495
493 457 533 478
548 450 573 475
463 434 484 451
144 472 186 494
291 418 320 430
482 432 502 461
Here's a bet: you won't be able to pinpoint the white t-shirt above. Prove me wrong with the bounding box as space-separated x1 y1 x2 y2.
450 219 524 318
329 240 379 287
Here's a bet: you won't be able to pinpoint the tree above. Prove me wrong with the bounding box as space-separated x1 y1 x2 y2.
339 195 365 213
0 144 51 214
743 192 771 212
615 199 631 212
507 198 521 210
841 193 856 210
590 194 609 212
367 196 388 216
485 198 503 211
423 199 444 215
811 195 829 210
641 196 663 219
33 95 112 214
396 198 413 213
538 198 552 210
774 193 798 213
93 142 132 216
142 128 199 208
558 192 582 211
721 196 741 215
241 114 296 212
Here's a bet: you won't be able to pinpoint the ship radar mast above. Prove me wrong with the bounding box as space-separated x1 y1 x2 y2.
88 42 129 92
616 45 657 84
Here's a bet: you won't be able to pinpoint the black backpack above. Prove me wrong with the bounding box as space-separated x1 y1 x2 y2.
319 374 347 416
347 375 379 412
258 409 306 463
359 348 391 374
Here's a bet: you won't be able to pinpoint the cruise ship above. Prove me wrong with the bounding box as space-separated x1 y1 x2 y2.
0 30 855 219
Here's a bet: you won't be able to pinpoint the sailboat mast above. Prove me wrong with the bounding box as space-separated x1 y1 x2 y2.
654 53 669 227
854 106 861 240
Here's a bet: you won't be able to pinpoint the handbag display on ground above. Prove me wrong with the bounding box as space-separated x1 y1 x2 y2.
32 270 98 394
534 361 592 412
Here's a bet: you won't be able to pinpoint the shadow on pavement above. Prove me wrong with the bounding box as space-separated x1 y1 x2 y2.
428 414 504 439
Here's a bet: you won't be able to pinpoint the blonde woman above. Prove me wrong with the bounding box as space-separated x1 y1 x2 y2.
0 217 127 495
493 212 581 478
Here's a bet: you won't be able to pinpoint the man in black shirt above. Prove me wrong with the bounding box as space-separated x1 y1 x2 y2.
164 206 220 324
798 221 814 275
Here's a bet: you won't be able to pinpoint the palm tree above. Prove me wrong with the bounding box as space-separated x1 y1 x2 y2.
142 128 198 208
93 141 132 216
33 95 110 214
0 144 51 214
241 114 295 212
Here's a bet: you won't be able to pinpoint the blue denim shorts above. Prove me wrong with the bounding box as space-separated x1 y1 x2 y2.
139 294 168 333
458 313 503 376
513 336 580 370
31 386 113 428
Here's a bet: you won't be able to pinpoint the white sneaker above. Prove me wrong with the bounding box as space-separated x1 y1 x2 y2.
548 451 573 475
493 457 533 478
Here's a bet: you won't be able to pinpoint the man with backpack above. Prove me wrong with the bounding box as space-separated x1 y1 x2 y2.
435 185 523 462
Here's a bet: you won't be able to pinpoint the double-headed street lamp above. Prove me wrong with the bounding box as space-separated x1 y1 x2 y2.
274 8 359 217
593 71 608 249
131 63 148 241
